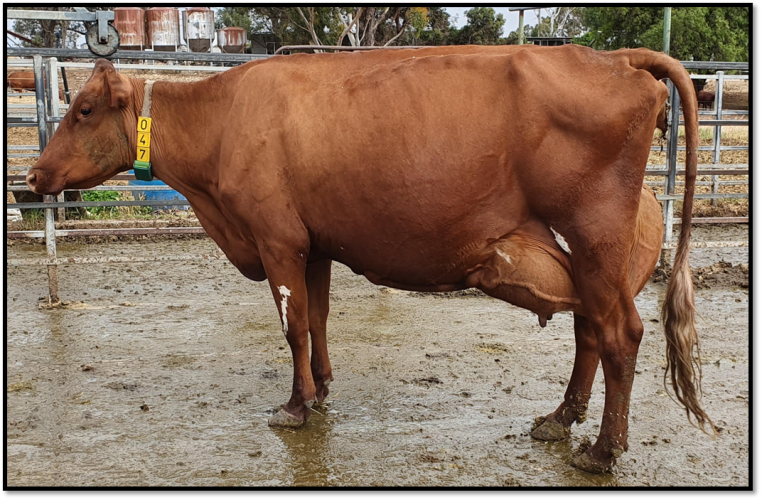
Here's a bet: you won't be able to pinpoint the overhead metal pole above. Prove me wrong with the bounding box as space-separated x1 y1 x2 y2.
663 7 672 55
518 10 525 45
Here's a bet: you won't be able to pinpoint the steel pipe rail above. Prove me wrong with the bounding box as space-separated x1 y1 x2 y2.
7 47 269 63
6 52 748 302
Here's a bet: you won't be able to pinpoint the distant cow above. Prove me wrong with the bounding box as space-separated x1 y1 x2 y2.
6 71 64 101
696 90 715 110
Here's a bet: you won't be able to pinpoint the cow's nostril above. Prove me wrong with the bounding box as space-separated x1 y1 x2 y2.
26 171 37 190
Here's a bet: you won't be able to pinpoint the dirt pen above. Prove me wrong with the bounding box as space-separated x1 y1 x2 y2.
5 49 750 487
5 225 749 487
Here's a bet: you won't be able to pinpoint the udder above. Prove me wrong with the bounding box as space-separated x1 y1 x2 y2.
465 227 583 324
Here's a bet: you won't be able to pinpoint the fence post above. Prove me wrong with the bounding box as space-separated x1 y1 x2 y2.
33 55 60 304
662 82 680 243
47 57 66 221
711 71 724 205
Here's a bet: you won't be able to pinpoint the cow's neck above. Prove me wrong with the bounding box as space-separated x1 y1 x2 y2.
127 75 234 196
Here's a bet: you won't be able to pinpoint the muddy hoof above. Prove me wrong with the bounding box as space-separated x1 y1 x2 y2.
570 450 614 474
530 419 569 441
315 382 331 403
267 408 306 428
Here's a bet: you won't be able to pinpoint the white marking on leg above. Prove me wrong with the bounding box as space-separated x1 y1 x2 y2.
550 227 572 254
496 249 512 265
278 286 291 336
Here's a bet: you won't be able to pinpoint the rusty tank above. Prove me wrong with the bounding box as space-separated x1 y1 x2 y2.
216 27 247 54
182 7 215 53
113 8 146 50
146 7 180 51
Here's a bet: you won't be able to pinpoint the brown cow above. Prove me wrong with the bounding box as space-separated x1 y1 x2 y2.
26 45 709 474
7 70 64 101
696 89 716 110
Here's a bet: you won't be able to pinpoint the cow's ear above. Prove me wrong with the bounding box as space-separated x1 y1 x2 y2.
104 68 130 108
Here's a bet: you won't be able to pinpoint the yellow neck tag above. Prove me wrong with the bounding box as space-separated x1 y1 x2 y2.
133 80 155 182
136 119 152 161
138 117 152 133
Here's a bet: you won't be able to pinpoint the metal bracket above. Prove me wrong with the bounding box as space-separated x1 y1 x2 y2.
7 9 117 56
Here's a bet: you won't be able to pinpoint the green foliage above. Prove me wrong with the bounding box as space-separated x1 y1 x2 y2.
452 7 505 45
215 7 253 33
21 208 44 223
505 24 533 45
82 190 120 202
407 7 429 40
572 31 596 47
214 6 521 48
82 190 120 217
417 7 452 45
584 7 749 61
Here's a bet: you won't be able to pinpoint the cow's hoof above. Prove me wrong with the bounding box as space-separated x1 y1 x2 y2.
570 450 615 474
267 408 306 428
530 419 569 441
315 379 332 403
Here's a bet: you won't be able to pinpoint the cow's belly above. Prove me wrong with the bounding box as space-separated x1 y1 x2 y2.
318 210 549 291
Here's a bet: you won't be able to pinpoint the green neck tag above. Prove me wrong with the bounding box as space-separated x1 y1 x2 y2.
133 160 153 181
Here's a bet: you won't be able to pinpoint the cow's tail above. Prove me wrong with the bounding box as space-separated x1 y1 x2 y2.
625 49 715 435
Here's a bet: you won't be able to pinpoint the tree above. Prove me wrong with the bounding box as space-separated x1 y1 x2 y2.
417 7 453 46
12 7 73 48
532 8 584 38
216 7 423 49
505 23 533 45
452 7 505 45
584 7 749 61
215 7 252 34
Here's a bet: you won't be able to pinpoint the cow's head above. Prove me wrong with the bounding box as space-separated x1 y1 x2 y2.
26 59 136 195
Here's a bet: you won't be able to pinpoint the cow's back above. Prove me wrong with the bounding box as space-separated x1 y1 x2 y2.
219 46 667 285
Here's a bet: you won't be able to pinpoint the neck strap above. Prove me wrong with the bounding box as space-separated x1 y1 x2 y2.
133 80 155 181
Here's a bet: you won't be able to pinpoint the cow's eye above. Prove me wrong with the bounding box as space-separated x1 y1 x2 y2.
80 108 92 116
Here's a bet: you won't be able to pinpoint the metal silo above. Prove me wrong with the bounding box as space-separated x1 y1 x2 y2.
114 8 146 50
217 27 247 54
146 7 180 51
183 7 215 53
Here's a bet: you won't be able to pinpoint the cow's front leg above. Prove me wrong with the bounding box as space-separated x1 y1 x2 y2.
263 245 317 428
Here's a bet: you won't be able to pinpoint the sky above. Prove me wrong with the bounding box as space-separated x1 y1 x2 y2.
7 7 543 49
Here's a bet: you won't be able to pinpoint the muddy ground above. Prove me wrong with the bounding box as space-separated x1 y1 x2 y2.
5 225 749 487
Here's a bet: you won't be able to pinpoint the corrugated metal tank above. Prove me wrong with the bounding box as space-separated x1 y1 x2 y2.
114 8 146 50
183 7 215 53
217 27 247 54
146 7 180 51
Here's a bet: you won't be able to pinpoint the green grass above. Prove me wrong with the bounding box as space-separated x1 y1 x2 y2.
20 208 44 223
80 190 154 219
82 190 121 218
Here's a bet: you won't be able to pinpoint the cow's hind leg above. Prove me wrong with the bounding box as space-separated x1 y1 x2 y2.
531 314 598 441
306 259 334 403
550 215 646 473
570 292 643 474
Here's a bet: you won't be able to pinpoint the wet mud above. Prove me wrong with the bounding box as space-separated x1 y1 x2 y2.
6 227 749 487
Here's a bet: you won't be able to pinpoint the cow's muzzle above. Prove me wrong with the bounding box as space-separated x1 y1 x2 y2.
26 168 63 196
